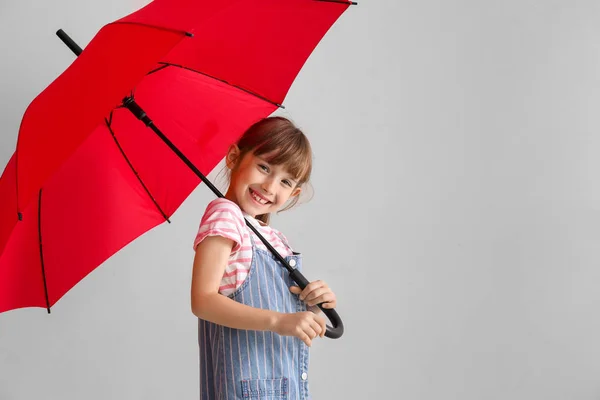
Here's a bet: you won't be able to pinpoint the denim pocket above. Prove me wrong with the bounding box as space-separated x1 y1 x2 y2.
241 377 289 399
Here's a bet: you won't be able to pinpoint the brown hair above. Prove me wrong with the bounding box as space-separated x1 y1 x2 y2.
231 116 313 224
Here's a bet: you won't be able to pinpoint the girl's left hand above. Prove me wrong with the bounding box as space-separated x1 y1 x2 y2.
290 280 337 309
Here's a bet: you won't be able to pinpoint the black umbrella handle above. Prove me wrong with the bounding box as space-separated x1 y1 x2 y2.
244 221 344 339
289 269 344 339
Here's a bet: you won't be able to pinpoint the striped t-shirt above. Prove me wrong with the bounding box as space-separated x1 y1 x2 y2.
193 198 294 296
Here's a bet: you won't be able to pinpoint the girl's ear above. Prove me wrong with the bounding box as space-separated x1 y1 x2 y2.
226 144 241 170
291 186 302 198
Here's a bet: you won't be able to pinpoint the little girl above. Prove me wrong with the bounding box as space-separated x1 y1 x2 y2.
191 116 337 400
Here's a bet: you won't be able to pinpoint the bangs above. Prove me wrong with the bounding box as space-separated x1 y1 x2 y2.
253 127 312 183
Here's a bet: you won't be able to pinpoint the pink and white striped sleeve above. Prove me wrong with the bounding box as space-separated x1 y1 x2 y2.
193 198 245 254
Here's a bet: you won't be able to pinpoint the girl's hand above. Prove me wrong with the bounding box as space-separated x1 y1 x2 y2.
290 280 337 309
272 312 326 346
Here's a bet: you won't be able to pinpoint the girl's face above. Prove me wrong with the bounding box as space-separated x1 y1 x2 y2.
225 145 302 218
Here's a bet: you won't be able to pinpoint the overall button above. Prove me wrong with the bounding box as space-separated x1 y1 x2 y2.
289 259 297 267
301 372 308 381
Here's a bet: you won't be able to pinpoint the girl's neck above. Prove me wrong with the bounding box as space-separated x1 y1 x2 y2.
245 212 268 227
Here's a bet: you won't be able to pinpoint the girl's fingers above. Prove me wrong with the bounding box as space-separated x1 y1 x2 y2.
322 300 337 308
300 333 311 347
292 282 336 309
300 281 326 300
300 327 317 346
307 292 336 307
315 316 327 337
303 287 327 303
309 319 323 337
306 325 318 339
289 286 302 294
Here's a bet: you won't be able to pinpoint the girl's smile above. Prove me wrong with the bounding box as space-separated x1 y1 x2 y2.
249 188 271 205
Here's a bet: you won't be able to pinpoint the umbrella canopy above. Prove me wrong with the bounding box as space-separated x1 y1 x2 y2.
0 0 353 322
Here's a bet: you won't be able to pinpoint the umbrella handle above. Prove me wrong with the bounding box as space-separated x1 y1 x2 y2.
289 269 344 339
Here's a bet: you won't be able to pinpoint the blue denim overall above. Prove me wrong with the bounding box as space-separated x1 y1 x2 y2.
198 226 311 400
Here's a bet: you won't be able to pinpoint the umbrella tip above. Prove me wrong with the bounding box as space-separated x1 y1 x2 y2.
185 32 194 37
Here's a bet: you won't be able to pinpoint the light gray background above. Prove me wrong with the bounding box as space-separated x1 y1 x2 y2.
2 0 600 399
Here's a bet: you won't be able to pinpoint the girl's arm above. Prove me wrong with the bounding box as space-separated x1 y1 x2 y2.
191 235 278 331
192 234 327 346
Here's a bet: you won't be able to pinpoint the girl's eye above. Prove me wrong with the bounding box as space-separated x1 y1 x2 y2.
282 180 293 187
258 164 269 172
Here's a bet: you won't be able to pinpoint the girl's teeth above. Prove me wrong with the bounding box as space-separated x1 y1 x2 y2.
251 190 267 204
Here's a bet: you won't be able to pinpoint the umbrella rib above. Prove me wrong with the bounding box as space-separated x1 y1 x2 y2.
109 21 193 38
153 62 285 109
148 64 170 75
38 189 51 314
104 117 172 224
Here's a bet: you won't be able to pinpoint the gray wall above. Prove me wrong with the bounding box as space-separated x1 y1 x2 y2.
2 1 600 399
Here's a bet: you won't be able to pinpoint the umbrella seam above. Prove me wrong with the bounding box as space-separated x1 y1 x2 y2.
38 188 51 313
154 62 285 109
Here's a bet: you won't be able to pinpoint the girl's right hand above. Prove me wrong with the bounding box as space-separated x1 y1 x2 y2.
272 311 327 347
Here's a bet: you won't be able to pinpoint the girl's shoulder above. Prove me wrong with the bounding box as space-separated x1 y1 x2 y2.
202 197 245 223
194 198 247 252
202 198 289 243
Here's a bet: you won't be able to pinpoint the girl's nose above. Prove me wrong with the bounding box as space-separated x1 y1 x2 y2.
261 179 276 194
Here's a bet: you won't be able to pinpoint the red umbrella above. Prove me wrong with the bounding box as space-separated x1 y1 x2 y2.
0 0 354 338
